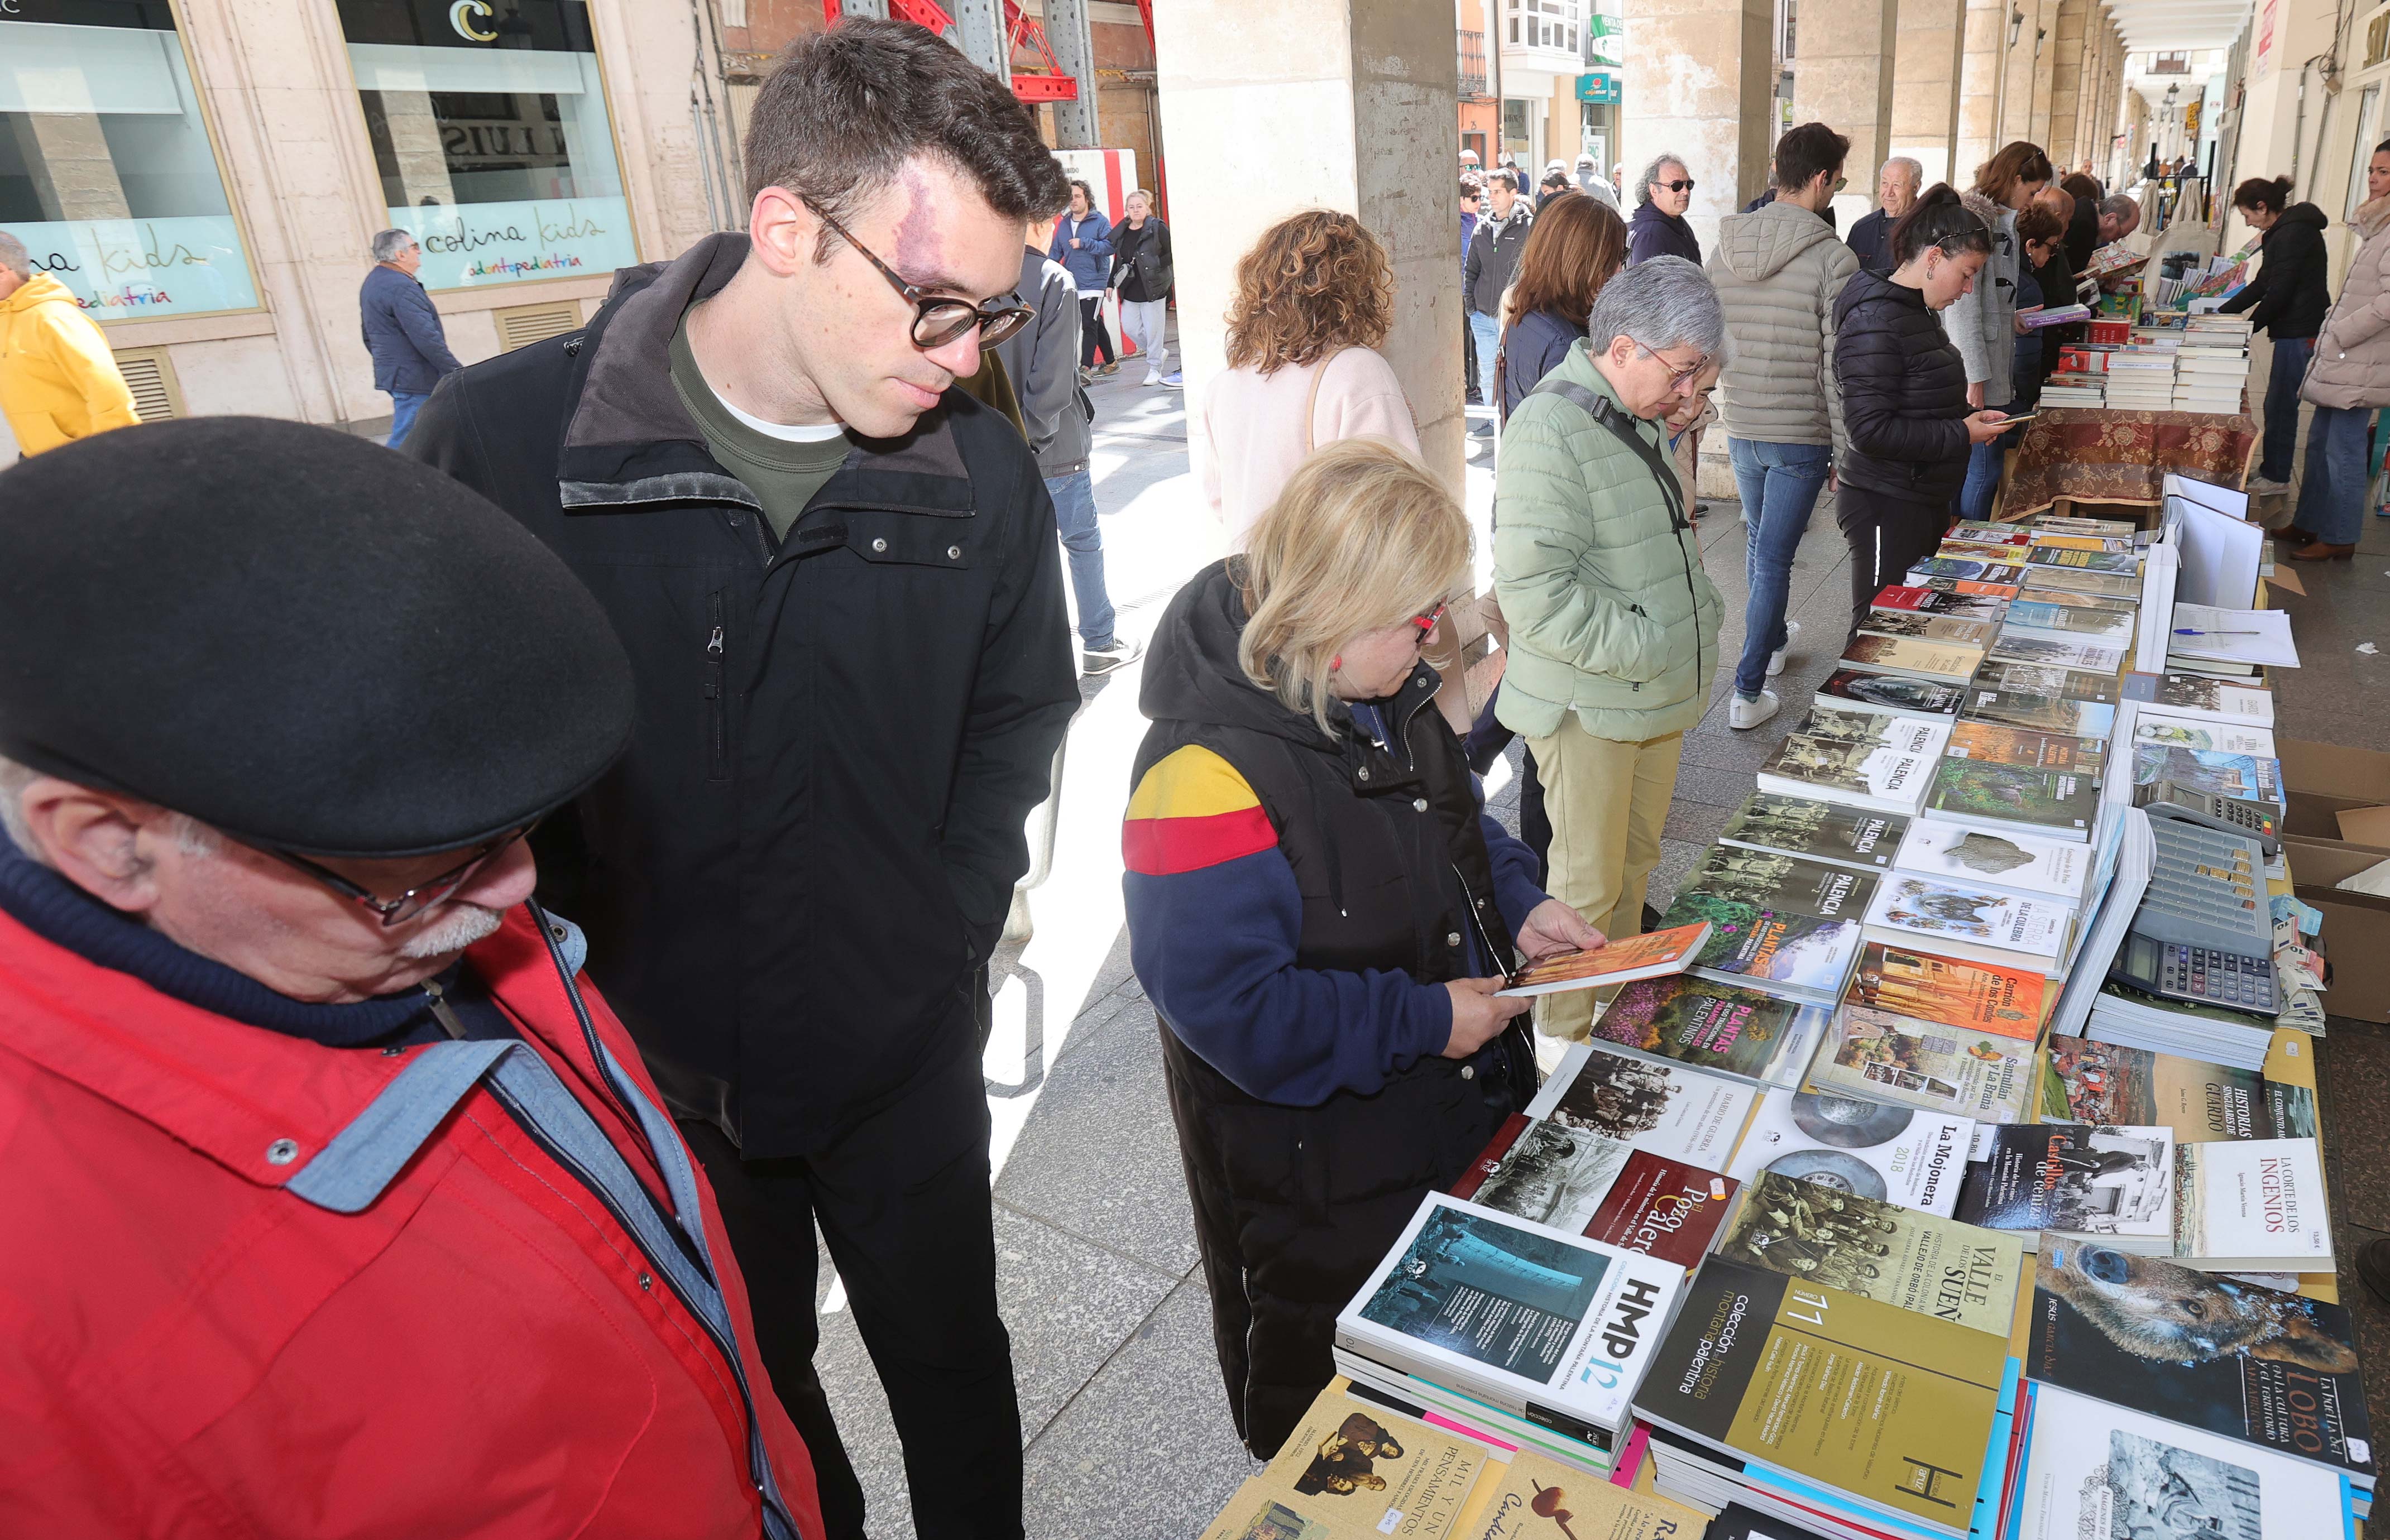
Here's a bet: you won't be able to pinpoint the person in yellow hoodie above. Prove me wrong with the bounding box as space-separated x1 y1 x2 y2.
0 232 140 458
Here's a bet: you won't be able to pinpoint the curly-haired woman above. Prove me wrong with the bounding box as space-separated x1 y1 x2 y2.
1195 210 1419 544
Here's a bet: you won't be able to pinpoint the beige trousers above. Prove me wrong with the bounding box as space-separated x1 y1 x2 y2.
1524 720 1686 1038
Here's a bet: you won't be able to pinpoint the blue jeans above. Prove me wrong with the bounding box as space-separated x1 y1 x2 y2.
1730 438 1831 698
1956 439 2004 521
386 390 429 449
1468 311 1501 409
1046 471 1115 647
2259 337 2315 482
2292 404 2376 546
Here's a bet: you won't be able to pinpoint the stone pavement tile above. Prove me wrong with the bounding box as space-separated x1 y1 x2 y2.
1671 760 1765 809
2317 1024 2390 1233
1021 1276 1261 1538
2331 1219 2390 1450
1647 836 1707 915
1679 722 1795 774
995 989 1203 1278
1662 797 1733 847
811 1205 1181 1540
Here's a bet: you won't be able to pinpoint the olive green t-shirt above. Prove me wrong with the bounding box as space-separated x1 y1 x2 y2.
669 312 852 544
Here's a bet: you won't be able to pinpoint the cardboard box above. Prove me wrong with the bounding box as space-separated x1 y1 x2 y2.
2275 738 2390 855
2284 834 2390 1023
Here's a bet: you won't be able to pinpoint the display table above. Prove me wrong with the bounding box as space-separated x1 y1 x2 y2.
1999 405 2258 521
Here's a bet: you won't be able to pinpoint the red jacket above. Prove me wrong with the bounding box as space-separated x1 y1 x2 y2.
0 902 824 1538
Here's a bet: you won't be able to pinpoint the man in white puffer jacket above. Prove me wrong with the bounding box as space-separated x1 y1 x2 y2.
1707 122 1858 730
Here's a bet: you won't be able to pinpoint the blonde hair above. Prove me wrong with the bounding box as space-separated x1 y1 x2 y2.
1236 439 1471 731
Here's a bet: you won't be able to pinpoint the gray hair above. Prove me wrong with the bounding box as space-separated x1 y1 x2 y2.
370 228 418 263
0 232 30 281
1880 156 1923 188
1587 256 1727 359
0 754 219 868
1634 153 1688 207
2098 193 2139 226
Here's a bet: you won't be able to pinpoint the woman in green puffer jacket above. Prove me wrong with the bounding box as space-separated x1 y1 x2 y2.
1492 255 1727 1039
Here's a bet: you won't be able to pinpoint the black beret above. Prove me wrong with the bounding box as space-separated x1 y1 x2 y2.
0 416 634 858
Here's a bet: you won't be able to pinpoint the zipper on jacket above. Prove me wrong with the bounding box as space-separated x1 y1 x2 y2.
704 593 728 783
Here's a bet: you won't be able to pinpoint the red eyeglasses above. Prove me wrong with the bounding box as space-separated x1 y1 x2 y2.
1410 603 1448 636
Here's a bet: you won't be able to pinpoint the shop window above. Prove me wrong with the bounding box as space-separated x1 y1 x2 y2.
0 1 261 319
337 0 637 291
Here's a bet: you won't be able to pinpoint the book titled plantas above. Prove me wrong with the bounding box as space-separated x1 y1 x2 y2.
1724 1088 1975 1217
2025 1245 2372 1480
1944 720 2107 778
1971 660 2119 703
1804 1004 2037 1123
2041 1039 2317 1143
1337 1194 1688 1445
1632 1258 2005 1536
1984 631 2127 676
1815 667 1966 720
1894 819 2093 902
1850 941 2052 1039
1755 714 1948 816
1838 632 1987 684
1715 1169 2025 1336
1961 685 2118 739
1922 757 2097 842
1863 874 2073 972
1718 790 1907 871
1592 972 1833 1082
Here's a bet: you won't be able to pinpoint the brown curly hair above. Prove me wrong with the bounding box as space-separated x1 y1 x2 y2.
1223 211 1396 373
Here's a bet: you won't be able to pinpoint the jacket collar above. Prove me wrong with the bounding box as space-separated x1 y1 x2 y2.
2359 195 2390 239
557 233 978 520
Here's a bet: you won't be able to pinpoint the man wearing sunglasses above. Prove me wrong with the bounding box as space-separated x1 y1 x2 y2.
0 418 823 1537
406 20 1076 1539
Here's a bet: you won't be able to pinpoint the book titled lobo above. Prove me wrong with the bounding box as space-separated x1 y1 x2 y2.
1337 1194 1689 1448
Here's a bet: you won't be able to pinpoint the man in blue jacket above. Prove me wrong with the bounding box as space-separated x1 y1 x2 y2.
1048 181 1115 377
358 229 461 448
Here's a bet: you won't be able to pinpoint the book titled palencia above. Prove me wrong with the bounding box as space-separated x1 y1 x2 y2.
1337 1194 1688 1445
1850 941 2052 1040
1631 1259 2006 1537
2025 1242 2373 1481
1804 1004 2037 1124
1838 632 1987 685
1862 874 2073 973
1656 853 1871 1005
1499 921 1711 997
1718 790 1907 871
1591 971 1832 1084
1715 1169 2026 1337
1755 713 1947 817
1449 1115 1739 1270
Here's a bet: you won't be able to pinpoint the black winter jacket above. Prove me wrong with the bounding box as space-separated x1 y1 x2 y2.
1465 207 1534 318
1500 306 1586 423
2223 203 2331 339
1845 207 1894 275
1832 268 1971 506
1627 199 1702 266
1134 562 1538 1458
406 233 1077 1159
1110 217 1173 303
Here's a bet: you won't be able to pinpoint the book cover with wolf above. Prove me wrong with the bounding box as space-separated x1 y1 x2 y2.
1714 1169 2024 1336
1631 1259 2005 1529
2026 1244 2372 1478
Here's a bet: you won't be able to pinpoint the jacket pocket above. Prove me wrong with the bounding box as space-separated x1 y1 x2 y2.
703 590 727 783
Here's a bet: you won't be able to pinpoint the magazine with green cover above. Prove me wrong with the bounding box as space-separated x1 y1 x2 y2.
2041 1040 2317 1143
1718 790 1907 871
1970 661 2119 703
1922 757 2098 841
1632 1259 2005 1535
1714 1169 2025 1336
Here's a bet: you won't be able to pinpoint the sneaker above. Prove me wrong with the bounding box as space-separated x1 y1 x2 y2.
1471 421 1496 439
1099 361 1120 377
1162 371 1183 388
1081 637 1143 676
1142 371 1163 386
1766 620 1800 678
2246 474 2291 496
1728 689 1781 731
1077 367 1093 386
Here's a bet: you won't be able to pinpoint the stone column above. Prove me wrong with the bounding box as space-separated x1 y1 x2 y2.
1794 0 1902 228
1889 0 1966 185
1952 0 2007 186
1152 0 1465 493
1995 0 2043 154
2044 0 2086 170
1622 0 1773 252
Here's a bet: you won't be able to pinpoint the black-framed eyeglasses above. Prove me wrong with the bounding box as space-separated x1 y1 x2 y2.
264 823 537 928
806 200 1033 349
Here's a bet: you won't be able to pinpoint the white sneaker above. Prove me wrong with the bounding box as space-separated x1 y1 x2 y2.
2247 475 2291 496
1729 689 1780 730
1142 371 1163 386
1766 620 1800 678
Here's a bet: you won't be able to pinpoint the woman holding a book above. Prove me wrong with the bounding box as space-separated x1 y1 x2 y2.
1948 142 2056 520
2283 140 2390 560
1121 439 1603 1459
1831 186 2013 640
2221 175 2333 496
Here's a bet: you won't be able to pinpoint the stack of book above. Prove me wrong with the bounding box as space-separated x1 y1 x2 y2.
2175 313 2253 413
2101 347 2178 410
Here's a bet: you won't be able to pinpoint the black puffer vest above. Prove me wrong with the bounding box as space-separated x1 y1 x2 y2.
1832 267 1973 507
1133 560 1539 1458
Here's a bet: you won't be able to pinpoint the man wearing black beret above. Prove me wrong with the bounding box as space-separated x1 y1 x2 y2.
0 418 824 1536
403 21 1076 1538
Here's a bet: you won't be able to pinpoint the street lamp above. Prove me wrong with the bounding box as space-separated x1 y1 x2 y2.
2008 6 2024 48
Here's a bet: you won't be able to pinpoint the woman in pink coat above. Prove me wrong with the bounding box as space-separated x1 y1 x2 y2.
2286 138 2390 559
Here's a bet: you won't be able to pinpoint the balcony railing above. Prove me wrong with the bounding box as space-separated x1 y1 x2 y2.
1459 29 1488 100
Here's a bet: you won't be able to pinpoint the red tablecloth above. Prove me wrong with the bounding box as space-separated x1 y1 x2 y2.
2002 407 2258 520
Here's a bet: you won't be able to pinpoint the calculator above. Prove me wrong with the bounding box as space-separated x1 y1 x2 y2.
2134 817 2272 952
2110 933 2280 1015
2135 778 2282 856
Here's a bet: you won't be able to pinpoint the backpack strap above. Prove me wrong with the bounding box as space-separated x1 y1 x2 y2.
1525 375 1690 532
1303 346 1349 455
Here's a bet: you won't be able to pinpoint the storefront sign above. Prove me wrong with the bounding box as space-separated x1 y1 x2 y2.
13 215 259 320
2254 0 2281 82
382 196 636 290
1577 71 1621 104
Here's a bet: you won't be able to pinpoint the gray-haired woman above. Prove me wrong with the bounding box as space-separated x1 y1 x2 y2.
1491 255 1727 1039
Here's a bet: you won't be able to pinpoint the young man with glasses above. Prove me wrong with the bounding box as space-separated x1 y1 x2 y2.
406 20 1076 1539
